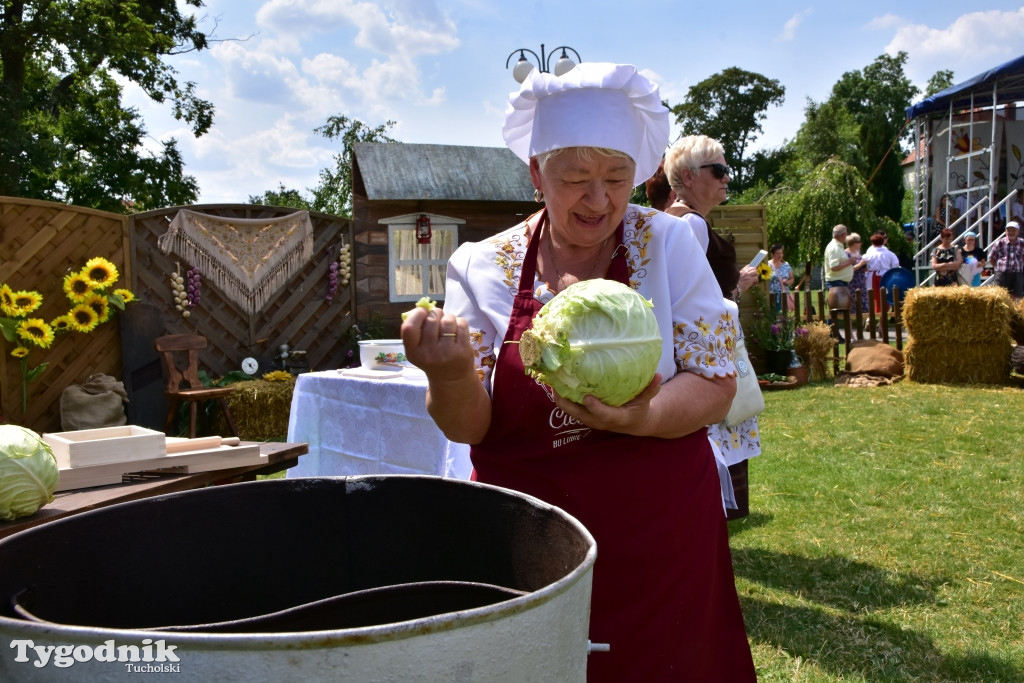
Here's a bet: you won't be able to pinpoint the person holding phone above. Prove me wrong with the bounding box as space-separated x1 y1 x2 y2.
662 135 762 521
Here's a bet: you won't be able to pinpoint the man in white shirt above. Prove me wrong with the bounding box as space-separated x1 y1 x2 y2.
824 224 858 287
823 224 859 343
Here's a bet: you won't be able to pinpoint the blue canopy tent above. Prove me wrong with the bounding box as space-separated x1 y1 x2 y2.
906 54 1024 120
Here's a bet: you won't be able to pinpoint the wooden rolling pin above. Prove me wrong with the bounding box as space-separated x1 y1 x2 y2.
165 436 241 454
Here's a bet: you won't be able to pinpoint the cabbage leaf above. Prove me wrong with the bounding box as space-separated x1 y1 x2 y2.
519 279 662 406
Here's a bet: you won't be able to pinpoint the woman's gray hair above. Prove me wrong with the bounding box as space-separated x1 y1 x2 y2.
663 135 725 191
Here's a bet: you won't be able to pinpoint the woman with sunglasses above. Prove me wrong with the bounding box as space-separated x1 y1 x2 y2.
662 135 762 522
662 136 756 300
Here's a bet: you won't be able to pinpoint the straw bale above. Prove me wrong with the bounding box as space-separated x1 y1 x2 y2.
793 321 833 381
902 287 1013 344
218 378 295 441
904 338 1012 385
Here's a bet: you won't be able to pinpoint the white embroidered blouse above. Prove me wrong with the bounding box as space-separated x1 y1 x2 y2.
443 205 737 394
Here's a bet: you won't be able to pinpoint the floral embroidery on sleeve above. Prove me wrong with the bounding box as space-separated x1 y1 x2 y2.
468 329 496 384
622 208 655 288
674 311 737 378
491 232 528 295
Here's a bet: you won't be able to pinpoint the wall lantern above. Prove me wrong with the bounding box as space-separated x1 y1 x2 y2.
416 214 432 244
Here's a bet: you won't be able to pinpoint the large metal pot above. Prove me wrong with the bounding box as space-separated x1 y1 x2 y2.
0 476 596 681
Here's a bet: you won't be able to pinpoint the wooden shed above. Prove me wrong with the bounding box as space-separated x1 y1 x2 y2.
350 142 536 332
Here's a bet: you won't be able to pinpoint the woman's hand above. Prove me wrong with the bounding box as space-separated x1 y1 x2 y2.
552 374 663 436
400 306 474 380
401 306 491 444
737 265 758 295
551 371 735 439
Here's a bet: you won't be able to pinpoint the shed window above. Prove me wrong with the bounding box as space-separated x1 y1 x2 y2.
382 213 463 303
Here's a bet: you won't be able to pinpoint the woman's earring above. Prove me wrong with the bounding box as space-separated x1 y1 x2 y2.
533 189 544 203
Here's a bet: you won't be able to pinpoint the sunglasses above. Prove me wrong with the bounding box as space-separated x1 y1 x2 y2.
700 163 731 180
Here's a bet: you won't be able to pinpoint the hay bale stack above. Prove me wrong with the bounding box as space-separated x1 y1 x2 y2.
902 287 1014 385
217 378 295 441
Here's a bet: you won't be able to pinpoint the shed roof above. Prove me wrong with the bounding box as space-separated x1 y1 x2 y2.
353 142 533 202
906 53 1024 120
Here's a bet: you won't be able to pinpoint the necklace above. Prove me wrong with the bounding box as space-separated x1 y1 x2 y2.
546 230 611 291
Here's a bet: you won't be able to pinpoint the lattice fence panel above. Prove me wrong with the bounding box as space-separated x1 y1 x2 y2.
0 198 130 432
126 205 353 428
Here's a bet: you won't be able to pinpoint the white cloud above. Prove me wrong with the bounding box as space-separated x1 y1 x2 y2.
777 9 813 43
213 41 302 104
884 9 1024 81
255 0 459 57
867 13 903 30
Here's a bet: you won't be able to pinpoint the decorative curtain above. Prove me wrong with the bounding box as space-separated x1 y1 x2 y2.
158 209 314 315
394 227 454 296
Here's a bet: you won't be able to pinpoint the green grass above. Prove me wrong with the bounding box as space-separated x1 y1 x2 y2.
733 380 1024 681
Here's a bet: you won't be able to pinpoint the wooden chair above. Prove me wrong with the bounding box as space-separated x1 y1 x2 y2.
153 334 239 439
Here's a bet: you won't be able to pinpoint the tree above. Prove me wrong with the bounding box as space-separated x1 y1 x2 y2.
925 70 955 97
670 67 785 193
827 52 919 222
763 157 902 268
309 116 398 217
248 184 313 211
0 0 214 211
787 98 865 179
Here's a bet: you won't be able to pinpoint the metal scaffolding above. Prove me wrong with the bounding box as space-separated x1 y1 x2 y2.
905 54 1024 285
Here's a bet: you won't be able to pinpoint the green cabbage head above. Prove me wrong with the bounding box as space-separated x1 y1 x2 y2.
0 425 59 521
519 278 662 406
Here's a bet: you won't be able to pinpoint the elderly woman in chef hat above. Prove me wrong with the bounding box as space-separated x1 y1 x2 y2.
401 63 756 681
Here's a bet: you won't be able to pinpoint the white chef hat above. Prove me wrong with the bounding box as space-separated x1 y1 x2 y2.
502 62 670 187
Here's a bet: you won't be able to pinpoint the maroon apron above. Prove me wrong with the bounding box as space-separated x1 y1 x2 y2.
470 212 756 681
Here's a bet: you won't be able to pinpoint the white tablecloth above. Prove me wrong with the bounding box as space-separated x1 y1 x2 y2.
286 369 472 480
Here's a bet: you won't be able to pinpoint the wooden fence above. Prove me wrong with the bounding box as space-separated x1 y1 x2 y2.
1 198 354 433
0 199 130 432
784 288 906 376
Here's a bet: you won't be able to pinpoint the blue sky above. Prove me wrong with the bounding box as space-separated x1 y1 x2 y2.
125 2 1024 204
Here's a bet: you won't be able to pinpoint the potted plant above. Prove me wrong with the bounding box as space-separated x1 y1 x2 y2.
747 286 800 376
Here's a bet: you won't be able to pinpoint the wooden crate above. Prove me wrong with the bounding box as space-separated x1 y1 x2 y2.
55 442 263 492
43 425 165 469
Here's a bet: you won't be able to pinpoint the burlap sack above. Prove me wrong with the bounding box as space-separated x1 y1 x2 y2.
60 373 129 431
847 340 904 378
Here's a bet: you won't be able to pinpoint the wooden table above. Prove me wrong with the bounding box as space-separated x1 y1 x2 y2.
0 441 307 540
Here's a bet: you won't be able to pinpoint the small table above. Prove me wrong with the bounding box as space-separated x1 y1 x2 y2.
0 441 307 540
287 369 472 480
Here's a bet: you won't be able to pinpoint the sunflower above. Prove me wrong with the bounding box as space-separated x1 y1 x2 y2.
756 261 772 282
262 370 294 382
50 314 73 332
68 303 99 332
0 283 15 316
84 293 110 323
17 318 55 349
112 288 136 303
63 271 95 303
11 289 43 315
11 346 29 358
82 257 119 289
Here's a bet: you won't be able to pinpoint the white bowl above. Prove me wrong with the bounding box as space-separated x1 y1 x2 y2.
358 339 412 372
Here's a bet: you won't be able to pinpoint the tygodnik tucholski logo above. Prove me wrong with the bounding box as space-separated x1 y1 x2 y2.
10 638 181 672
